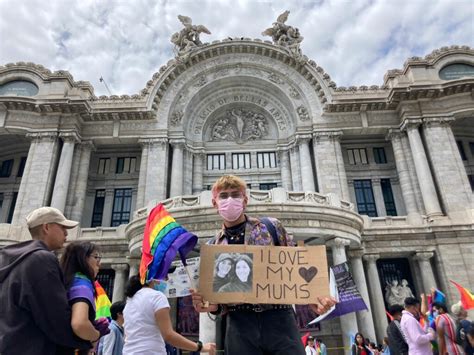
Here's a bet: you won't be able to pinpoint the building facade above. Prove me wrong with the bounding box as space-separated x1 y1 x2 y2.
0 23 473 351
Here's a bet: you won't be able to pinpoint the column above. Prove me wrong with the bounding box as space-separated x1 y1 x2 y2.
289 145 302 191
348 249 377 342
192 152 204 194
386 129 418 215
112 264 129 302
139 138 169 204
183 148 193 195
102 188 115 227
278 149 292 190
372 178 387 217
328 238 358 352
312 131 350 200
51 133 79 212
128 258 140 278
199 312 216 345
298 136 316 191
363 254 388 343
413 251 437 293
401 119 442 216
169 140 184 197
422 117 472 218
0 192 14 223
12 132 59 225
136 141 149 208
70 141 95 222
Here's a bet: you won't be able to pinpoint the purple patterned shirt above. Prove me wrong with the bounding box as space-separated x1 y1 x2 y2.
214 215 294 246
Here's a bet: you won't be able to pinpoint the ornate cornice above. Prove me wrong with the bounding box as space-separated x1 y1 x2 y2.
384 45 473 83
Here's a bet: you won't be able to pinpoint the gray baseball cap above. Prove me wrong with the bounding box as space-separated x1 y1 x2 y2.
26 207 79 229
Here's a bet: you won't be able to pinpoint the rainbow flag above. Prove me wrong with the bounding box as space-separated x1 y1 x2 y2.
139 204 197 284
450 280 474 310
95 280 112 320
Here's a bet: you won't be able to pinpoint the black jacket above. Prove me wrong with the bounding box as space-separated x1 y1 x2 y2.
0 239 91 355
387 320 409 355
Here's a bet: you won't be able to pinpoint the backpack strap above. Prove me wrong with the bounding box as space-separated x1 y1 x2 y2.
260 217 280 246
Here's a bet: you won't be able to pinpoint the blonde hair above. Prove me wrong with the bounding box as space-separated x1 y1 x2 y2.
211 175 247 199
451 301 464 316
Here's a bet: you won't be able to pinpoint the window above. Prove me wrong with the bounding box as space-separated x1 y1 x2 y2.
97 158 110 174
347 148 368 165
381 179 397 216
257 152 277 168
17 157 27 177
354 180 377 217
373 147 387 164
232 153 251 169
457 141 467 161
91 190 106 227
111 188 132 226
207 154 225 170
7 192 17 223
470 142 474 157
116 157 137 174
259 183 277 190
0 159 13 177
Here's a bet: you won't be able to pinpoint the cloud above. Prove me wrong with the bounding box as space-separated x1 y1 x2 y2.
0 0 472 95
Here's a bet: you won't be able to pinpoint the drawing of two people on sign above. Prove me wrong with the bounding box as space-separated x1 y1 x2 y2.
213 253 253 293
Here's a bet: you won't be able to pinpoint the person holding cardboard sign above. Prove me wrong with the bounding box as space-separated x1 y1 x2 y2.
191 175 336 355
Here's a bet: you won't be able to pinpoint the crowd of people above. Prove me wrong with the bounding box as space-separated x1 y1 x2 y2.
0 174 471 355
349 295 474 355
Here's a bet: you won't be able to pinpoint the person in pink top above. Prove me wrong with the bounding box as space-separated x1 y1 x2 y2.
400 297 435 354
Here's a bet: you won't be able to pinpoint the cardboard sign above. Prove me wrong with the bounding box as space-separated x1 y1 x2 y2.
199 244 329 304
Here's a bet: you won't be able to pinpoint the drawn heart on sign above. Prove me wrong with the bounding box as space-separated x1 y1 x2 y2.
298 266 318 283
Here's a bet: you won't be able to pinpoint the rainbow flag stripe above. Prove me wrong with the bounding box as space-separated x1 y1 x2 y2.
451 280 474 310
140 204 197 284
95 280 112 320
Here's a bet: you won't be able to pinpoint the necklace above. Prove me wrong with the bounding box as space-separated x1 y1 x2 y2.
225 222 246 243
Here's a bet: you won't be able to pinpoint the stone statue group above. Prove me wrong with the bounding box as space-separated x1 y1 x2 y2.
385 279 415 306
171 11 304 61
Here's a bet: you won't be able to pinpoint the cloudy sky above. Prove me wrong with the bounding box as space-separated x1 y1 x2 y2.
1 0 473 96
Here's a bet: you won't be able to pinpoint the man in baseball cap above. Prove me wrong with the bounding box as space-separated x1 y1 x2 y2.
0 207 90 354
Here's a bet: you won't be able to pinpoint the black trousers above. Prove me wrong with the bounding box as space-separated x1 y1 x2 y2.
225 308 305 355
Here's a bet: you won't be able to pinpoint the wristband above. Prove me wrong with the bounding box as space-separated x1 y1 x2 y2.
196 340 203 352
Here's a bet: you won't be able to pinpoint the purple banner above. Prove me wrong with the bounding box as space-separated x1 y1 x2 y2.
323 262 367 321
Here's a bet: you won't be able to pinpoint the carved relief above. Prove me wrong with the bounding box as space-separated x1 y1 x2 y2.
268 72 285 84
289 86 300 99
194 75 207 87
170 110 184 126
297 106 310 121
211 109 269 143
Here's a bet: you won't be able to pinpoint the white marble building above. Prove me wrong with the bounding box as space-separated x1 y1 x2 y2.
0 18 473 350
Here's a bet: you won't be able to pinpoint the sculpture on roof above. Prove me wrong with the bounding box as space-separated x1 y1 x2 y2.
262 10 304 59
171 15 211 62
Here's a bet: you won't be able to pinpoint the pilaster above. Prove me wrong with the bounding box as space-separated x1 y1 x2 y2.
400 119 442 217
312 130 349 200
12 131 59 225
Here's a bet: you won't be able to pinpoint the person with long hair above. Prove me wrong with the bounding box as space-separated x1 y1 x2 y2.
122 275 215 355
351 332 370 355
218 254 253 293
213 253 234 292
60 241 110 354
